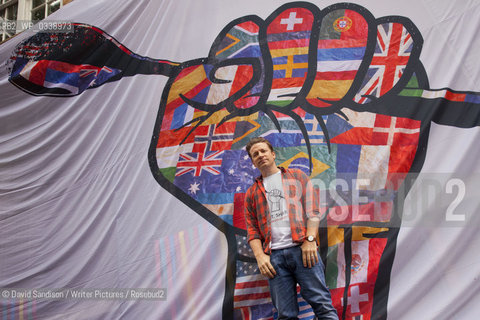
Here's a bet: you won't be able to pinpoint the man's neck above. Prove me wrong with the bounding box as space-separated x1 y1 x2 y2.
261 166 280 178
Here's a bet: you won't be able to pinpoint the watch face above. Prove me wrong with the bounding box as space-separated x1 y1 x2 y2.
307 235 314 242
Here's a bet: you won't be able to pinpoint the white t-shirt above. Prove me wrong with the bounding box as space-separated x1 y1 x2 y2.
262 171 295 250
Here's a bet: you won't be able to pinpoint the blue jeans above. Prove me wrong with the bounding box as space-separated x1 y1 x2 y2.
268 246 338 320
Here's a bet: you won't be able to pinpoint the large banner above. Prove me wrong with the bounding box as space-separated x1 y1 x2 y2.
1 0 480 319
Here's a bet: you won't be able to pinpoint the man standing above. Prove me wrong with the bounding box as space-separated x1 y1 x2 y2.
244 137 338 320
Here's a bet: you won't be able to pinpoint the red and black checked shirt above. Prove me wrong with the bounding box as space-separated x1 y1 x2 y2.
244 167 319 254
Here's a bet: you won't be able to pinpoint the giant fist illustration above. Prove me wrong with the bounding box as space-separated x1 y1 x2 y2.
7 2 480 319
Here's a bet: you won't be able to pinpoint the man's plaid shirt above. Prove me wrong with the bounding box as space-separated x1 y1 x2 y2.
244 167 320 254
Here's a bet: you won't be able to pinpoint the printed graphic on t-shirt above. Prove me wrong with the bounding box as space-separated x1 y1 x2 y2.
266 189 284 222
263 171 294 250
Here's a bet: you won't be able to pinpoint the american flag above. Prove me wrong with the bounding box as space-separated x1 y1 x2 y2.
234 258 274 319
232 238 273 319
234 262 271 308
234 258 316 320
355 22 413 104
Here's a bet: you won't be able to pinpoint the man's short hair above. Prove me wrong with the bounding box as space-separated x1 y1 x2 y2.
246 137 274 158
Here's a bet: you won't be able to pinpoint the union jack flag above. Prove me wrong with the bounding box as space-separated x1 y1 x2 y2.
175 150 223 177
355 22 413 104
78 65 110 78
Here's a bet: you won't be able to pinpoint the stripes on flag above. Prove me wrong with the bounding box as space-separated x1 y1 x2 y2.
210 18 264 110
301 113 328 144
297 287 316 319
214 21 260 59
400 87 480 104
266 6 316 105
234 273 271 308
234 259 316 319
326 228 388 319
163 64 212 130
234 258 275 319
11 58 120 96
237 306 274 320
157 122 234 178
307 9 368 107
329 113 420 189
355 22 413 104
175 150 224 177
271 286 315 320
329 113 420 147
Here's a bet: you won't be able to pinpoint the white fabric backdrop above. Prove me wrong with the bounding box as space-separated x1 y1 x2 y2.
1 0 479 319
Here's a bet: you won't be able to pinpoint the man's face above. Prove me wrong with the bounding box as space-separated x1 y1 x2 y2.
249 142 276 172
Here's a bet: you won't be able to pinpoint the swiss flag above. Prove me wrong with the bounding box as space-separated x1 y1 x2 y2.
267 7 315 34
330 238 387 320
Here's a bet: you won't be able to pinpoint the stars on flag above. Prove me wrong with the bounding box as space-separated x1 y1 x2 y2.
188 181 200 194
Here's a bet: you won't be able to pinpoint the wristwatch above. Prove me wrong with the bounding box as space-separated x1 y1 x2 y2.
306 235 315 242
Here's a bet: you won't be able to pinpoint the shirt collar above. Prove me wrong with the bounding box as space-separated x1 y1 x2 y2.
255 166 286 182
